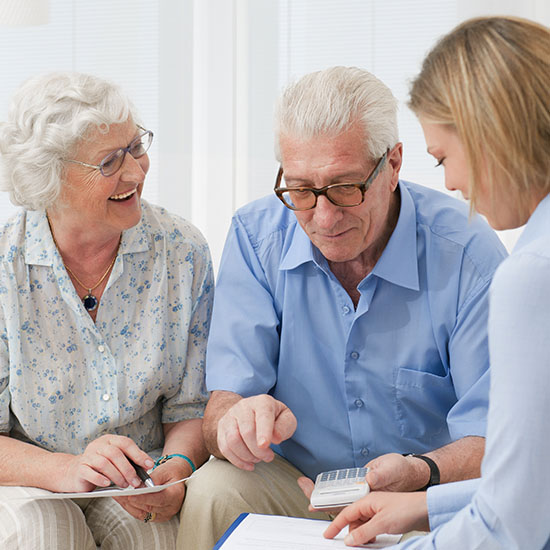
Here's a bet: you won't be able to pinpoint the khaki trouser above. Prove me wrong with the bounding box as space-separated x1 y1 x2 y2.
177 454 331 550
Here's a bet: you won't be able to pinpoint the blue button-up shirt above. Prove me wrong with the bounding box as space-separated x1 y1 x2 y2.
397 193 550 550
206 181 507 479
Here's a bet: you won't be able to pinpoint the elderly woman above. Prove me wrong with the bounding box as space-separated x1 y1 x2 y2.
0 72 213 549
323 16 550 549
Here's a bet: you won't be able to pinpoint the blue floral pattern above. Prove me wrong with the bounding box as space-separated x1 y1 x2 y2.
0 200 213 455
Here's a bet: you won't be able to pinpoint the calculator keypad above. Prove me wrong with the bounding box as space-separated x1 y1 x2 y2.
317 467 368 487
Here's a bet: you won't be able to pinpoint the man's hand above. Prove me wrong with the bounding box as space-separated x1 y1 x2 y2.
365 453 431 492
297 452 432 514
216 394 297 470
297 476 346 515
324 491 429 547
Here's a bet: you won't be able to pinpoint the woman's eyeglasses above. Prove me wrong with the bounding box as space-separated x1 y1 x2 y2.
65 126 153 177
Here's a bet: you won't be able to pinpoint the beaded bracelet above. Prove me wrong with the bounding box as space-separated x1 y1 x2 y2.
153 453 196 473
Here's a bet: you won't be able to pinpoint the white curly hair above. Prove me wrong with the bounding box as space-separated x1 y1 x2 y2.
0 72 140 210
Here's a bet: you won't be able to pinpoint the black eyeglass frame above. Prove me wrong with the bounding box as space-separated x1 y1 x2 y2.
64 125 154 177
274 149 389 211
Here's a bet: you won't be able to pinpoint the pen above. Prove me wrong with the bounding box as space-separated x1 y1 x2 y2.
127 457 155 488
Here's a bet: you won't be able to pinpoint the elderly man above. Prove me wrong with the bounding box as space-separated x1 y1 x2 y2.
177 66 507 550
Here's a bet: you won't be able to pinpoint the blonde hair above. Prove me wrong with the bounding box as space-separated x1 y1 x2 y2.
275 66 398 161
409 16 550 216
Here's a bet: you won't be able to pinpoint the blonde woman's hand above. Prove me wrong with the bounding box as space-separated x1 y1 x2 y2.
324 491 429 547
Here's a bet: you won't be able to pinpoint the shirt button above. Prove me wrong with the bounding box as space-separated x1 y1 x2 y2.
360 448 369 457
98 345 105 353
355 398 364 408
350 351 360 360
342 305 350 315
101 393 110 402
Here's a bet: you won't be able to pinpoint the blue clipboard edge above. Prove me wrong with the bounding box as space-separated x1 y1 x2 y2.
212 512 249 549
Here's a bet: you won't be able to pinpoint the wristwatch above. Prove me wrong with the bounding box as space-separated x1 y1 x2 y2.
403 453 440 491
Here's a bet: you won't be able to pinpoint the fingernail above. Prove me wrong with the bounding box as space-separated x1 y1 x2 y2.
145 459 154 468
344 534 354 545
132 477 141 487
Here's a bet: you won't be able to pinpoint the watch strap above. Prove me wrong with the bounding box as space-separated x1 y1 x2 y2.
403 453 440 490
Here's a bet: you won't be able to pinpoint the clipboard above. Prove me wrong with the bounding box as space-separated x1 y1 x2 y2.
213 513 402 549
213 513 249 549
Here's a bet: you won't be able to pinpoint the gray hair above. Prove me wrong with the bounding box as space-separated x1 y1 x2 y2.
0 72 139 210
274 66 398 161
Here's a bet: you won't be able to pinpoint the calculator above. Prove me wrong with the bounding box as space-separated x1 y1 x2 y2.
310 467 370 509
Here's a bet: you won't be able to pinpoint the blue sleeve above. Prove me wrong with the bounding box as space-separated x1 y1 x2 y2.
445 277 492 440
205 216 280 395
162 232 214 422
390 252 550 550
427 478 479 529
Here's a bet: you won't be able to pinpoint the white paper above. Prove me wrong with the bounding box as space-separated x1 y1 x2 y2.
7 476 189 500
218 514 401 549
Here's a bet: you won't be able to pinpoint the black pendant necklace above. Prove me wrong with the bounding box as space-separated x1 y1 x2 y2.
82 293 99 312
62 252 118 312
47 215 120 313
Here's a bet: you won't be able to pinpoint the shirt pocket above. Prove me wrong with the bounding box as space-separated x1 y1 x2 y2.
394 367 457 441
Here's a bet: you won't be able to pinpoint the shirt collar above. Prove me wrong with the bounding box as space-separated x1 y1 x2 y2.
514 192 550 253
370 182 419 290
279 181 420 290
24 210 56 266
279 221 317 271
24 207 151 267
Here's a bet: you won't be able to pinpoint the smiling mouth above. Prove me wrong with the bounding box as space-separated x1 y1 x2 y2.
109 189 137 201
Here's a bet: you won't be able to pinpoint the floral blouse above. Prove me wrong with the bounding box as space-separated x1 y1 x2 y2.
0 200 213 455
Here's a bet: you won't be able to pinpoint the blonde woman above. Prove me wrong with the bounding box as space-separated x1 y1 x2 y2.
324 16 550 549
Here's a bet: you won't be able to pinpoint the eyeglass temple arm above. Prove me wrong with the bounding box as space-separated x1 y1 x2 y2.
65 159 98 169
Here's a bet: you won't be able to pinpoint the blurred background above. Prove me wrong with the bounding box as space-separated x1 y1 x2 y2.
1 0 548 270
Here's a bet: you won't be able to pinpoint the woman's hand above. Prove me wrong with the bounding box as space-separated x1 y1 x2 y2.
324 491 430 547
60 434 154 493
114 456 191 522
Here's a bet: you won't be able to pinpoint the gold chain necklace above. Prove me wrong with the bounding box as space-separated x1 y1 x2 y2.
47 216 120 312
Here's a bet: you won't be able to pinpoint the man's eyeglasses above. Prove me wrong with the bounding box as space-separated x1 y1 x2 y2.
65 126 153 177
274 150 388 211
